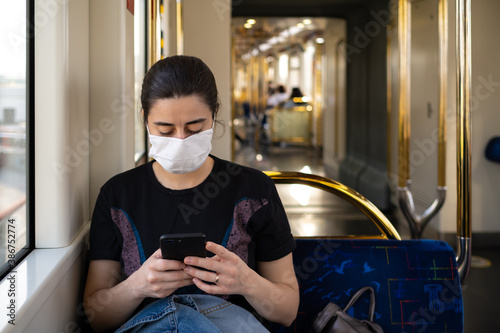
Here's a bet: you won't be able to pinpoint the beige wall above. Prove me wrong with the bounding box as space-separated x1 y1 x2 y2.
182 0 232 160
35 0 90 247
89 0 136 207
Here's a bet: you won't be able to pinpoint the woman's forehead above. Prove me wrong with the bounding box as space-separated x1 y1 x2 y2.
148 96 212 122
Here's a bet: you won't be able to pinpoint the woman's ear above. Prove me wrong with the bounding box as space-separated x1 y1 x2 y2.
140 108 146 125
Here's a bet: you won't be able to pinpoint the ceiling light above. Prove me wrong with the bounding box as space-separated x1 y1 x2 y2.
247 19 256 25
259 43 272 52
281 26 302 37
297 23 305 29
303 19 312 25
244 23 252 29
315 37 325 44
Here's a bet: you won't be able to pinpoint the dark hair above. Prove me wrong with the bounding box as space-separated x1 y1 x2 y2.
278 85 286 93
141 55 220 124
290 87 303 99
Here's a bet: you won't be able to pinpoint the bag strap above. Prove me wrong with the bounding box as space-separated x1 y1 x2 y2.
342 286 376 322
308 302 342 333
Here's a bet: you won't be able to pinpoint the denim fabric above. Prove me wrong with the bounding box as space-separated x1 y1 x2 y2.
115 294 269 333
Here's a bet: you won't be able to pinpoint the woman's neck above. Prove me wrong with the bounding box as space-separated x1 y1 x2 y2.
153 156 214 190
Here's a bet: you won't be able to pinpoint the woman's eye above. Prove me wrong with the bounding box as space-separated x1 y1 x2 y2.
186 128 202 135
159 131 173 136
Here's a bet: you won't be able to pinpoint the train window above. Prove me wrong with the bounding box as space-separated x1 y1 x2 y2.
0 0 34 279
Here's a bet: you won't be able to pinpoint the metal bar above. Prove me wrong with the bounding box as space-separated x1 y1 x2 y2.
438 0 448 187
397 0 411 188
314 42 324 147
334 40 345 162
387 27 392 182
264 171 401 240
230 37 236 161
148 0 158 67
455 0 472 284
176 0 183 55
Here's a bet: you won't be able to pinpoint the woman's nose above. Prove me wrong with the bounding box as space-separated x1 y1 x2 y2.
174 129 189 140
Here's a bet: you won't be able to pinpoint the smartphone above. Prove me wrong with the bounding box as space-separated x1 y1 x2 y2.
160 233 207 261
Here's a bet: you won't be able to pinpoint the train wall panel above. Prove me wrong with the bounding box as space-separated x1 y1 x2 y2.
35 0 90 247
183 0 231 161
89 0 136 208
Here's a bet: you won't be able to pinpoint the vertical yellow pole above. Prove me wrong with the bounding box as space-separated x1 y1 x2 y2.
387 26 392 180
455 0 472 283
176 0 183 55
397 0 411 188
315 43 324 148
438 0 448 187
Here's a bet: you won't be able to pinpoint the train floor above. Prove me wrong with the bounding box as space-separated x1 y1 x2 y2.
234 142 498 332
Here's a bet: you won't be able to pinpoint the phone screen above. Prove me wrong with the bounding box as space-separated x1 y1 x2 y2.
160 233 207 261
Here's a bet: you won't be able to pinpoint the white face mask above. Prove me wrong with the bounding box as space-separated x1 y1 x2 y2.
148 127 213 174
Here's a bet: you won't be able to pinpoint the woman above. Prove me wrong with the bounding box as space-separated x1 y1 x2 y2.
83 55 299 332
282 87 308 109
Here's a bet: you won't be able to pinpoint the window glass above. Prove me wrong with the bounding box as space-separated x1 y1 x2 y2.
0 1 29 278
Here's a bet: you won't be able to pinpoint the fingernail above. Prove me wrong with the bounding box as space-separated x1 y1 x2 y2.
184 257 192 264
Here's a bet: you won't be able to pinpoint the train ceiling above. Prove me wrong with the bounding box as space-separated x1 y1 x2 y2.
232 17 328 60
231 0 387 60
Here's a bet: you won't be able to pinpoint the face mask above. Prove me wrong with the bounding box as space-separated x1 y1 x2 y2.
148 127 213 174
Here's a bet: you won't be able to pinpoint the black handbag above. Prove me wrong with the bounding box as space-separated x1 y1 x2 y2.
309 286 384 333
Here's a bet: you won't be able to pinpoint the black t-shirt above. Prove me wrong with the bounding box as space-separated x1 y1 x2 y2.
89 155 296 282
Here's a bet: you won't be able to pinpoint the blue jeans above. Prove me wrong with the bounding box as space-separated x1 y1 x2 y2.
115 294 270 333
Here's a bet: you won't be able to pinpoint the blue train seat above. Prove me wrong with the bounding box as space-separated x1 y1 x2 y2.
270 238 463 333
264 171 464 332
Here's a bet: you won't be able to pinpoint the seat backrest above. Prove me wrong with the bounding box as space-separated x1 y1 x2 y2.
270 238 463 333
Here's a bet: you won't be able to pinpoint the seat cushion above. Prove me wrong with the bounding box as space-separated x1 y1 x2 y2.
270 239 463 333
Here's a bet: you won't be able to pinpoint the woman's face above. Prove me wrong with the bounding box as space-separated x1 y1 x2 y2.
147 95 214 139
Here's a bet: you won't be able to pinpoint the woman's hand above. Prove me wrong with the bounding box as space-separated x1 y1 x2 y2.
182 241 257 295
129 248 195 299
182 241 299 326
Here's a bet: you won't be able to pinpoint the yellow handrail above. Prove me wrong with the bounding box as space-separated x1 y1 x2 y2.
264 171 401 240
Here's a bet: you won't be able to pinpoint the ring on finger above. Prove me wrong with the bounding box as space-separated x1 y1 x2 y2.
215 272 220 284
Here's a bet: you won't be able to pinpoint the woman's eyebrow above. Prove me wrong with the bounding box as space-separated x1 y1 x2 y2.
185 118 207 125
153 121 174 126
153 118 206 126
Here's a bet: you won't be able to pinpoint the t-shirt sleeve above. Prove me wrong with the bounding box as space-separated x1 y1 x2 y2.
88 186 122 261
253 176 296 262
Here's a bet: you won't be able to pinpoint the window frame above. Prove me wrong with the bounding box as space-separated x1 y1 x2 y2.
0 0 35 281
